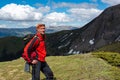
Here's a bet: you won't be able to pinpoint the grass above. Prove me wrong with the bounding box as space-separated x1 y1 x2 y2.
0 53 120 80
92 51 120 66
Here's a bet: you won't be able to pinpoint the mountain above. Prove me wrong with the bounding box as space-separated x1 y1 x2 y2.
0 27 36 37
70 4 120 52
0 26 78 37
0 4 120 61
0 36 24 61
46 4 120 55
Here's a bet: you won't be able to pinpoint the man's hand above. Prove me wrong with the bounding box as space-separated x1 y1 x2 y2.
32 59 38 64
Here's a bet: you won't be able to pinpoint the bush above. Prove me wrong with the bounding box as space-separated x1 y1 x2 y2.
92 51 120 66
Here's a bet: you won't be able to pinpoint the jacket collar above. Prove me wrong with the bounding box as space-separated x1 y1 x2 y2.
36 32 45 39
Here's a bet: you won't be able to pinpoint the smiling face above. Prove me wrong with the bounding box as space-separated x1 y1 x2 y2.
36 24 45 35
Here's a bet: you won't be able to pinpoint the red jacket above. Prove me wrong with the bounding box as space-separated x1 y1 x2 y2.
23 33 46 63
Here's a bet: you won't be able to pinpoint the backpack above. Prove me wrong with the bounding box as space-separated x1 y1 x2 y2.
22 34 39 63
23 34 35 45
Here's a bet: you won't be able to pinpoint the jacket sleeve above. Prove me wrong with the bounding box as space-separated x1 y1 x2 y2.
27 36 39 61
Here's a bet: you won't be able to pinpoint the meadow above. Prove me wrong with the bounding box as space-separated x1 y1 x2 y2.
0 52 120 80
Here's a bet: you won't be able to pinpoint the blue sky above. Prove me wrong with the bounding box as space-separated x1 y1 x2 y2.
0 0 120 29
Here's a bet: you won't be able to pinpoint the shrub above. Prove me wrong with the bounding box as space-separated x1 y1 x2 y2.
92 51 120 66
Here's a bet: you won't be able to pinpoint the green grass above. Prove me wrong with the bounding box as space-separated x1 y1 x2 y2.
0 53 120 80
92 51 120 66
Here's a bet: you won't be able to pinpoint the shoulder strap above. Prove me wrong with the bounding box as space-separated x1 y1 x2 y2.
34 35 40 47
33 35 40 60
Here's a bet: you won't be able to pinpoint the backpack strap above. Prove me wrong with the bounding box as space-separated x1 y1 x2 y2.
34 35 40 47
33 35 40 60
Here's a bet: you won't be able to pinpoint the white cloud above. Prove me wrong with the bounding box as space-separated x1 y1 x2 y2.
44 2 104 27
0 24 7 28
53 2 97 9
38 6 50 13
48 22 57 26
101 0 120 5
20 22 30 26
0 3 43 20
43 12 71 23
68 8 103 22
0 2 104 29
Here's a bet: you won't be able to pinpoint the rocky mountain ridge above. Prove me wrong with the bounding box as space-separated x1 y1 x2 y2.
0 26 78 37
46 4 120 55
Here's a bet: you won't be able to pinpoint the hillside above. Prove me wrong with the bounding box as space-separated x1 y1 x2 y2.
0 36 24 61
0 53 120 80
95 41 120 53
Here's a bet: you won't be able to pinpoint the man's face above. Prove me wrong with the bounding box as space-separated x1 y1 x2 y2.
37 26 45 34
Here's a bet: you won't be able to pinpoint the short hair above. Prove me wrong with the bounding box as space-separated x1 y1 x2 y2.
36 24 45 29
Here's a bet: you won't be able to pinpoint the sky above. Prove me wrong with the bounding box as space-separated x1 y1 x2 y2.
0 0 120 29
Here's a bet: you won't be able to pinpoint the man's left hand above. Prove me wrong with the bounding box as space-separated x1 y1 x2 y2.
32 59 38 64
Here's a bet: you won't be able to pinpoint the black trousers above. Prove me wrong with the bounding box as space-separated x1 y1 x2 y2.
32 61 54 80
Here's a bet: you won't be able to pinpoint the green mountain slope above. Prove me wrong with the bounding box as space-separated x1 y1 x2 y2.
96 41 120 53
0 53 120 80
0 36 24 61
92 42 120 66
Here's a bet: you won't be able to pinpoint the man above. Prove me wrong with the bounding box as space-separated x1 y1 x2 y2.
23 24 54 80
